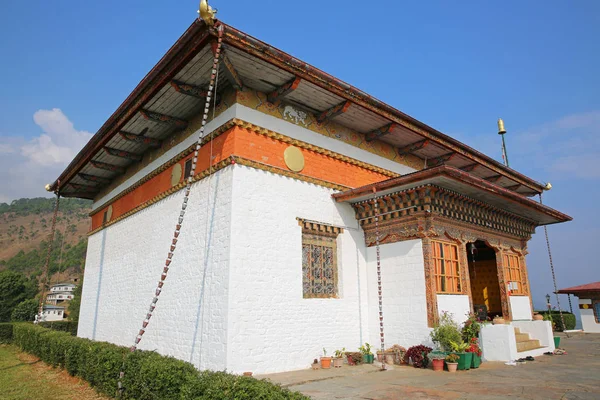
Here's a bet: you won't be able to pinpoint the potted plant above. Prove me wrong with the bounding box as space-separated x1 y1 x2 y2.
428 352 445 372
359 343 374 364
333 348 345 368
430 311 462 352
492 315 505 325
320 348 332 369
466 338 483 368
311 358 319 370
450 341 472 370
533 312 544 321
461 313 481 343
345 351 362 366
404 345 433 368
445 353 460 373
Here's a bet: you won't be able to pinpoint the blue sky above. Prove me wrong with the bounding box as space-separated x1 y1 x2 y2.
1 1 598 312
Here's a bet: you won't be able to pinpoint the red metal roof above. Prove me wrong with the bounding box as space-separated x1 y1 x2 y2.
558 282 600 294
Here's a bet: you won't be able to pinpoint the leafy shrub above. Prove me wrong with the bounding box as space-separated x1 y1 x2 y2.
11 299 38 322
461 313 481 342
0 323 13 343
536 311 576 332
39 320 78 336
430 311 462 352
404 345 432 368
12 323 309 399
345 352 362 365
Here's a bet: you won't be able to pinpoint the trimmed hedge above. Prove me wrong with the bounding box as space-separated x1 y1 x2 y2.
12 323 308 399
0 322 13 343
535 311 576 331
39 320 78 336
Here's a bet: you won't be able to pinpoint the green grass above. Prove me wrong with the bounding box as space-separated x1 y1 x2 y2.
0 344 108 400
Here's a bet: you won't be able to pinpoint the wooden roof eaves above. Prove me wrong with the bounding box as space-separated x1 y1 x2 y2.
49 19 212 193
219 24 545 195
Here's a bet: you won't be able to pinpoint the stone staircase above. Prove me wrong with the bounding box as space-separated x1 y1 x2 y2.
514 327 543 352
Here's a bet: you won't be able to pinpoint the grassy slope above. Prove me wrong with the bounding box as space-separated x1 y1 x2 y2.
0 345 109 400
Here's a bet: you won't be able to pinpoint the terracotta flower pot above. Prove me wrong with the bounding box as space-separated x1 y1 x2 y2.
385 354 395 365
533 314 544 321
320 357 332 369
311 362 319 370
333 357 343 368
493 317 505 325
447 362 458 373
432 359 444 371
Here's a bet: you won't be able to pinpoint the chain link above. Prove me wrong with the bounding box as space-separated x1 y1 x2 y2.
372 194 386 370
37 192 61 322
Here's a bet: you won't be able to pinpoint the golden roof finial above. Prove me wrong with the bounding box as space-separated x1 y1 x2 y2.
198 0 217 26
497 118 506 135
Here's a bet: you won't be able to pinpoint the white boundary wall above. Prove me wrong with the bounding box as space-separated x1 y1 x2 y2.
79 166 234 371
510 295 532 320
437 294 470 325
579 298 600 333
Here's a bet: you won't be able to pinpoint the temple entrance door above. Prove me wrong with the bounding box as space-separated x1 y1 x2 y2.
467 241 502 320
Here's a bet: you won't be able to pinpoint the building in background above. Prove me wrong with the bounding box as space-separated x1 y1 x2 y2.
42 305 65 322
48 19 572 374
558 282 600 333
46 283 77 305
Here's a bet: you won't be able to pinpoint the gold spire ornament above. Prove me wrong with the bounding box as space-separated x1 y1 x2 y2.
497 118 506 135
198 0 217 26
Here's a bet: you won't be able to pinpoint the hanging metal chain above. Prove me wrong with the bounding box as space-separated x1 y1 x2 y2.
37 190 61 322
372 191 386 371
117 24 224 396
539 193 569 339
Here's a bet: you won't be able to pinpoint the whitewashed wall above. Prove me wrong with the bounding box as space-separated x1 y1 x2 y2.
510 295 532 320
78 167 234 371
579 299 600 333
437 294 471 325
366 240 432 350
226 165 369 374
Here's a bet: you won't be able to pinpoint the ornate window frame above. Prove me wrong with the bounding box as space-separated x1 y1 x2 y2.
431 240 463 294
298 219 343 299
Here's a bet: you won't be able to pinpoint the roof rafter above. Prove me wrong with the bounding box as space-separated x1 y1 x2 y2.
267 77 302 104
397 139 429 156
78 173 111 185
461 163 479 172
68 183 99 192
507 184 521 191
119 128 162 148
170 80 221 104
485 175 502 183
140 110 188 129
103 147 143 162
212 42 243 90
365 123 396 142
427 152 456 167
317 101 352 123
90 160 126 174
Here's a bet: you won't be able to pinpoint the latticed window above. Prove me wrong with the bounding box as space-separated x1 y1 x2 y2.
432 240 462 293
504 253 524 294
298 219 343 299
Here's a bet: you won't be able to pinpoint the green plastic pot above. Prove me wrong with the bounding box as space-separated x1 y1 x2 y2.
362 354 374 364
471 354 481 369
455 352 473 370
554 336 561 348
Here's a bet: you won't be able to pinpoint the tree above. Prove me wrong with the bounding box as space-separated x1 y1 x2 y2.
11 298 39 322
68 284 82 323
0 271 36 322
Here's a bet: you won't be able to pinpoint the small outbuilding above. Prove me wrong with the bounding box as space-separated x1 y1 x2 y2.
558 282 600 333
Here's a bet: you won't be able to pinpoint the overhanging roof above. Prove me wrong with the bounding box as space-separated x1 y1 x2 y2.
558 282 600 295
333 166 572 226
50 19 548 199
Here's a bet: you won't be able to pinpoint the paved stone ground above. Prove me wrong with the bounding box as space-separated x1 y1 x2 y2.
258 333 600 399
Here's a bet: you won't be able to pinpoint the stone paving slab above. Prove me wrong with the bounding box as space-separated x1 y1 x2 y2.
260 333 600 399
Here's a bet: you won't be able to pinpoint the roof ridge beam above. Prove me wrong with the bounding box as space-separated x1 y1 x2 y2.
140 110 188 129
90 160 126 174
212 42 243 90
267 77 302 104
397 139 429 156
366 123 396 142
103 147 143 161
78 173 111 185
317 101 352 123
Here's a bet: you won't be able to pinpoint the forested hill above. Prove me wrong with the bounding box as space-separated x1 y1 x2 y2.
0 197 92 281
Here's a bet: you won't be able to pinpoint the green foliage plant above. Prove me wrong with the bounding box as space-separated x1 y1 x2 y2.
430 311 462 352
0 323 13 343
334 347 346 358
450 340 469 353
11 299 38 322
359 342 373 356
11 323 309 399
461 313 481 342
0 271 36 322
445 353 459 363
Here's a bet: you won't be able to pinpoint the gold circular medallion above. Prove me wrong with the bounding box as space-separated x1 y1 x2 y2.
583 304 589 309
106 205 113 221
171 163 183 187
284 146 305 172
